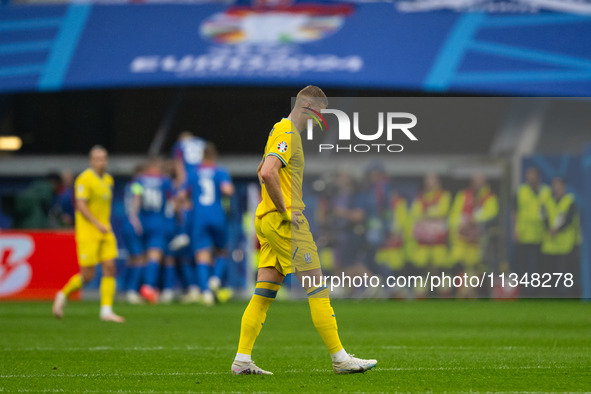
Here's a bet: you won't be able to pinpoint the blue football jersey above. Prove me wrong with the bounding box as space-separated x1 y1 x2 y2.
133 175 173 217
187 164 232 214
123 180 135 217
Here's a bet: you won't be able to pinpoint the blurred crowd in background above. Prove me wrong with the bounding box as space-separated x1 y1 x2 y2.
305 164 581 298
2 170 75 230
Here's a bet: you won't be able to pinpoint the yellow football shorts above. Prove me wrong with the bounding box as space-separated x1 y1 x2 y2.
76 234 118 267
255 211 321 276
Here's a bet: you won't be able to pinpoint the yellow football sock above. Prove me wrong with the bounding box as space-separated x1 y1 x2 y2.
100 276 116 307
61 273 83 298
237 281 280 355
308 286 343 354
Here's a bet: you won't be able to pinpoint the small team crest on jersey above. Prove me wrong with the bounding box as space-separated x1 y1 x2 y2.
304 253 312 264
277 141 288 153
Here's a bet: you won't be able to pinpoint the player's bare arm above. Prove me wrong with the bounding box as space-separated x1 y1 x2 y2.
75 198 108 234
129 193 143 235
174 157 187 185
256 157 264 185
259 155 301 229
175 189 193 216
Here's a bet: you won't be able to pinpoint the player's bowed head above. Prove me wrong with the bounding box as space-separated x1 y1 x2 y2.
291 85 328 133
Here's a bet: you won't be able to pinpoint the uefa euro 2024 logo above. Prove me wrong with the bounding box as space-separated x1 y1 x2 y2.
303 107 418 153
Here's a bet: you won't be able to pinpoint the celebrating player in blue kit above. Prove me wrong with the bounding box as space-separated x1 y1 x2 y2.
169 167 201 304
184 142 234 306
129 158 174 304
173 131 206 184
168 131 205 252
122 164 145 304
160 168 181 304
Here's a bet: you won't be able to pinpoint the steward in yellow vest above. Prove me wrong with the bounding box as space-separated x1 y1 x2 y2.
408 174 451 274
449 173 499 273
515 168 551 245
513 167 551 296
540 177 581 297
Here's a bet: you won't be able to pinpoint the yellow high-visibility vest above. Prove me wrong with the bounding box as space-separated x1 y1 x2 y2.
515 184 551 244
541 193 578 255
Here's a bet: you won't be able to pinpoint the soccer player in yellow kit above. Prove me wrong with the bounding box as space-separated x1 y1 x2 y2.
231 86 377 375
52 146 125 323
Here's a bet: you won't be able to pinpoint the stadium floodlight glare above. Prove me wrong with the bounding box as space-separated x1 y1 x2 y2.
0 136 22 151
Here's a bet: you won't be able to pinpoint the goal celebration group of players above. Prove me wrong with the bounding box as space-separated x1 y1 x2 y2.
52 132 234 322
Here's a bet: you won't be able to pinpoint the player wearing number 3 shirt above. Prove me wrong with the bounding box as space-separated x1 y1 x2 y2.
184 142 234 306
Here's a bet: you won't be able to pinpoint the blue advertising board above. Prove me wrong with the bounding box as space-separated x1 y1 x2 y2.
1 3 591 95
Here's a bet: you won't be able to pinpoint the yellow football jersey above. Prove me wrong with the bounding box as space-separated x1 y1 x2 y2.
256 118 305 219
74 168 114 240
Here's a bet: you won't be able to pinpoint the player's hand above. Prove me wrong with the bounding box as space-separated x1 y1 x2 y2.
96 222 109 234
292 211 303 229
281 210 302 229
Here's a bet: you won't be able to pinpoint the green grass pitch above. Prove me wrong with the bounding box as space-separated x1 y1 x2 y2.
1 299 590 393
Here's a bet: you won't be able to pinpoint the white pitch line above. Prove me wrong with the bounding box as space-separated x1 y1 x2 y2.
379 345 590 350
2 390 209 394
0 364 579 379
0 371 226 379
0 346 230 352
0 391 579 394
0 389 578 394
3 344 588 352
372 365 574 372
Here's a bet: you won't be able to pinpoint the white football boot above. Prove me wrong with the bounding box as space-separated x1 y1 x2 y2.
126 290 143 305
333 354 377 374
180 287 201 304
201 290 215 307
231 360 273 375
160 289 175 304
208 276 221 292
100 312 126 323
52 291 66 319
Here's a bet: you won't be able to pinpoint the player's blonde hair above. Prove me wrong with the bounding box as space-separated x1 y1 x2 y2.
296 85 328 107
